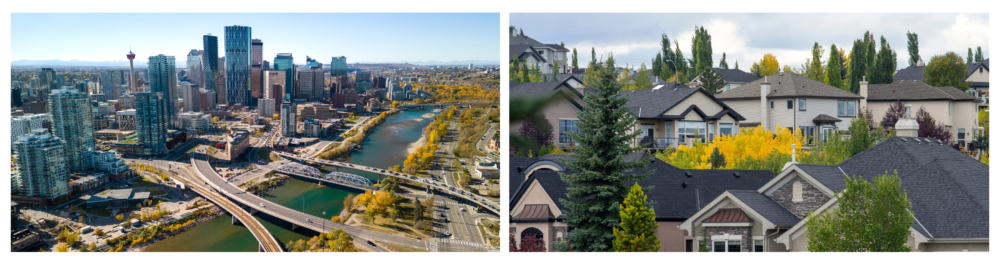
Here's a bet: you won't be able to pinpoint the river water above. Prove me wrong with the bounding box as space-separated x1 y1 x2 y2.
143 109 435 252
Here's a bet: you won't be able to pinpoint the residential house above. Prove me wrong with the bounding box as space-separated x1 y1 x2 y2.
862 80 980 147
509 76 586 149
715 72 865 145
679 133 988 252
894 58 989 108
687 68 760 93
622 83 745 148
510 31 569 74
509 153 775 252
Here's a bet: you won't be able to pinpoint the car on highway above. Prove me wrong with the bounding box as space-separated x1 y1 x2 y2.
367 240 377 247
260 203 265 207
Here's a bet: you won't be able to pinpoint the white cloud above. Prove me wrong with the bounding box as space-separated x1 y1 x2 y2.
570 40 660 63
928 14 990 59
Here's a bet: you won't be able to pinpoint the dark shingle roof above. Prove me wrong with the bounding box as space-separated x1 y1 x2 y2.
867 80 977 101
837 137 989 239
619 84 744 121
510 35 546 47
812 114 842 124
728 190 801 226
713 68 759 83
794 164 847 193
715 72 864 100
510 45 544 62
893 66 925 81
967 59 989 75
546 44 569 51
509 81 565 98
509 153 775 220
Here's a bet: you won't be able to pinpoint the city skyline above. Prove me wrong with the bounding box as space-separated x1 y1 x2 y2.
12 13 501 66
511 13 989 69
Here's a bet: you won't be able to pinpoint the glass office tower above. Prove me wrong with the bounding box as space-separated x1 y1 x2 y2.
224 25 252 107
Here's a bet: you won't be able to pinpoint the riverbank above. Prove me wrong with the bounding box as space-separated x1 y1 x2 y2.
241 173 290 194
406 110 443 155
317 109 400 160
105 206 224 252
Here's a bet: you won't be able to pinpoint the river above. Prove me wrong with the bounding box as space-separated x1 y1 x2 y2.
143 109 435 252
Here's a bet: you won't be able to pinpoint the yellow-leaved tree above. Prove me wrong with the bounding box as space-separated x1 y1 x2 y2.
656 125 807 174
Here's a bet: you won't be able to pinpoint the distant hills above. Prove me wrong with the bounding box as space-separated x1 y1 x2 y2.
12 59 499 67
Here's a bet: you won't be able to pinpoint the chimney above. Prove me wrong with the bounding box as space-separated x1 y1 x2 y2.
916 59 924 67
859 76 869 111
896 104 919 137
782 144 800 171
761 76 771 131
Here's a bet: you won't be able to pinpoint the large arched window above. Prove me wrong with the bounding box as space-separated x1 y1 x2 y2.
519 227 546 252
521 227 544 241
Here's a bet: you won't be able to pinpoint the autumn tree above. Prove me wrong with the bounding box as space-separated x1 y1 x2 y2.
806 42 826 82
561 54 650 252
923 52 970 91
806 171 912 252
880 100 907 132
916 107 953 144
756 53 780 77
613 183 659 252
516 114 553 156
633 63 653 90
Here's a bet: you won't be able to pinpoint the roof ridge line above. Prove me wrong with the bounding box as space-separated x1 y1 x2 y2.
927 159 989 214
928 84 956 99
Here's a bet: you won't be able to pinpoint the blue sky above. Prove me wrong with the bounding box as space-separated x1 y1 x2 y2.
512 13 988 70
12 13 499 65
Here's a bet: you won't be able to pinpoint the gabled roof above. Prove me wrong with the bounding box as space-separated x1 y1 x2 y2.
727 190 801 226
508 153 775 220
513 204 555 220
893 65 925 81
509 45 545 63
812 114 842 124
967 58 989 75
793 164 848 193
715 72 864 100
620 83 745 121
836 136 989 239
546 44 569 52
713 68 759 83
702 208 750 223
867 80 977 101
510 34 547 47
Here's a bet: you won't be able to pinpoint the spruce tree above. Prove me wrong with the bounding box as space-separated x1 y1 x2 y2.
826 43 844 89
613 182 659 252
975 46 984 62
698 67 726 95
719 52 729 69
968 48 973 64
572 48 579 69
847 38 867 94
561 54 650 252
906 31 920 67
709 147 726 169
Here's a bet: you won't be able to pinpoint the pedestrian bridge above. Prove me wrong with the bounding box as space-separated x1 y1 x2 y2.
276 163 374 190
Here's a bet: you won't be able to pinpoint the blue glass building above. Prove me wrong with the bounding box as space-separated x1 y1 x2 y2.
225 25 252 107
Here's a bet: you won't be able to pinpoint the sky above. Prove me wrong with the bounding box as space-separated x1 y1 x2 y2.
11 13 500 66
511 13 989 71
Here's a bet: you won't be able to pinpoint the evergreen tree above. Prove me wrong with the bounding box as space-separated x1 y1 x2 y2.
975 46 984 62
591 47 597 66
865 32 877 85
660 34 676 81
924 52 970 91
847 38 868 94
750 62 762 78
510 56 522 83
825 43 844 89
561 54 651 252
872 36 896 84
806 171 912 252
691 26 713 74
709 147 726 169
652 53 662 80
572 48 579 69
674 42 690 84
561 41 565 47
734 60 738 70
509 26 516 35
906 31 921 67
968 48 974 64
519 28 524 36
698 67 726 95
719 52 729 69
807 42 826 82
613 182 660 252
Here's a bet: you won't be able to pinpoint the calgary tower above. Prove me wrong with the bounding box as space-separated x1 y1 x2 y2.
127 49 136 92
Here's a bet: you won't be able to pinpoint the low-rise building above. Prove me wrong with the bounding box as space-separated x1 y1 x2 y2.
71 173 109 194
116 109 136 131
85 188 150 208
96 129 134 142
90 151 130 179
178 112 212 131
298 103 339 120
226 130 251 160
303 118 325 138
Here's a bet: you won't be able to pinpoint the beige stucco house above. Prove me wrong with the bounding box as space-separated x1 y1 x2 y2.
862 80 980 147
509 153 775 252
621 83 745 148
715 72 865 145
679 135 989 252
687 68 760 94
509 76 586 149
893 58 989 109
510 31 569 74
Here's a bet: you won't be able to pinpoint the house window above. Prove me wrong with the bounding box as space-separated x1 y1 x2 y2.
754 239 764 252
822 127 836 143
686 239 694 252
713 241 726 252
838 100 856 117
559 119 578 144
949 101 952 116
538 50 544 55
709 123 715 142
665 122 674 141
958 128 966 141
726 84 731 91
792 181 803 202
799 99 806 111
800 126 816 145
720 123 733 136
770 101 774 109
787 99 793 109
729 240 742 252
678 121 706 144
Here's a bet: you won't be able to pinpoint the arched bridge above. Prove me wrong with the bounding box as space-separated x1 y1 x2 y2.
276 163 374 190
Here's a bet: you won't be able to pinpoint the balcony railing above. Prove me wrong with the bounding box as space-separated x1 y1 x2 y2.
639 137 680 149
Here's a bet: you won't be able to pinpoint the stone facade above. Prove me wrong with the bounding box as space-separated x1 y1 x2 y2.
767 175 830 218
706 226 752 252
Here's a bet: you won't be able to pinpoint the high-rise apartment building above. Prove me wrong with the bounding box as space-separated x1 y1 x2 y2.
225 25 252 107
182 82 201 112
13 130 69 200
280 101 297 137
331 56 347 77
251 39 263 105
37 68 58 103
148 54 178 127
203 34 219 92
258 98 276 118
101 69 126 101
187 49 204 87
135 92 169 156
217 57 227 105
273 53 295 100
47 89 95 172
11 113 49 143
297 67 324 100
201 89 217 110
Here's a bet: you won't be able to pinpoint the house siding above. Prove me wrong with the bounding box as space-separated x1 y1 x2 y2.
722 99 761 125
770 98 796 131
706 226 753 252
664 92 724 116
511 95 580 148
794 98 850 131
766 175 830 219
965 66 988 83
868 100 978 143
655 221 688 252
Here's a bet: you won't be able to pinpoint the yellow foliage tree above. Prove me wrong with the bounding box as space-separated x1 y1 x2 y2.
657 125 807 174
758 53 780 77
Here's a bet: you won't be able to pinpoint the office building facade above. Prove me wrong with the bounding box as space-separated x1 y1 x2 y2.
187 49 204 87
225 25 252 107
203 34 220 91
182 82 201 112
331 56 347 76
273 53 295 100
135 92 169 156
148 54 178 127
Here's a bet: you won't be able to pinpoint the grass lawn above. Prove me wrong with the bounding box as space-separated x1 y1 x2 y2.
380 242 426 252
477 222 498 248
258 148 281 162
135 177 161 187
146 188 167 197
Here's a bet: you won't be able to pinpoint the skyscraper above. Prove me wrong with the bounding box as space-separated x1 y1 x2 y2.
217 57 227 105
47 88 95 172
13 130 69 200
127 50 136 93
187 49 204 87
101 69 125 101
225 25 252 107
273 53 295 100
331 56 347 76
251 39 263 104
264 72 286 111
203 34 220 92
37 68 58 102
182 82 201 112
148 54 178 127
280 101 297 137
135 92 168 156
11 113 49 143
297 67 324 100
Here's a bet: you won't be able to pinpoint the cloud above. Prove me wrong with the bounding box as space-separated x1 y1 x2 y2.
930 14 990 58
569 40 660 63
